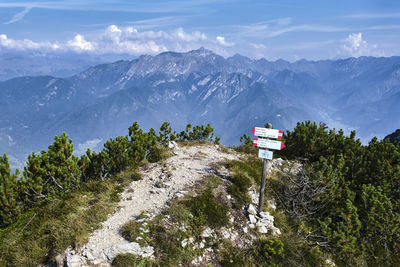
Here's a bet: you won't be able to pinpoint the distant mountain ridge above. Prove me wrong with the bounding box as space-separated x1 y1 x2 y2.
1 48 399 168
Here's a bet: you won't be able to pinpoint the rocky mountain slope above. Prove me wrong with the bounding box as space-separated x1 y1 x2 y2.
1 48 400 168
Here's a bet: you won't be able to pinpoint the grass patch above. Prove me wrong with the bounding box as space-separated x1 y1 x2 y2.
185 188 229 229
0 166 139 266
121 221 142 242
202 174 221 189
112 253 157 267
148 222 194 266
219 241 250 267
226 170 253 209
224 157 262 185
218 233 326 267
130 171 142 181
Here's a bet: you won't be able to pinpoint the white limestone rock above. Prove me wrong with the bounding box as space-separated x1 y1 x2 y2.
202 227 214 238
249 214 257 224
104 242 154 261
258 226 268 234
247 204 257 215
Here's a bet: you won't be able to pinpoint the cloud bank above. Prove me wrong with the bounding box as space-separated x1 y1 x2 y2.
0 25 234 56
0 25 393 61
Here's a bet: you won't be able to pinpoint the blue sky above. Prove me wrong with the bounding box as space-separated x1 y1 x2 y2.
1 0 400 60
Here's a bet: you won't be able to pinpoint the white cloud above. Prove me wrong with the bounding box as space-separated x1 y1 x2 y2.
0 33 59 51
341 32 378 57
216 36 234 47
174 27 207 42
67 34 94 51
4 6 32 24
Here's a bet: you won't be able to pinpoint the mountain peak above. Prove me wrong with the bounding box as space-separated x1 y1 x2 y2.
188 47 214 56
227 53 252 64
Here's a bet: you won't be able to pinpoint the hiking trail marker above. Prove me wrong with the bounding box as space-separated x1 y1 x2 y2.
251 127 283 139
251 126 285 214
253 138 285 150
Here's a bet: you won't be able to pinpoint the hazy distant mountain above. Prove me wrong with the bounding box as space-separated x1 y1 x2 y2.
0 51 136 81
1 48 399 168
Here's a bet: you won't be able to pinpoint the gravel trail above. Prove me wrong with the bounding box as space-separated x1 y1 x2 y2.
64 144 239 266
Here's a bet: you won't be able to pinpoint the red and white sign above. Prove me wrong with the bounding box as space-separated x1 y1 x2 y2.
251 127 283 139
253 137 285 150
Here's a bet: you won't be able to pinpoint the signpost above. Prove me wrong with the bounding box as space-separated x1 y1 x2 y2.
258 149 273 160
253 138 285 150
251 125 285 215
251 127 283 139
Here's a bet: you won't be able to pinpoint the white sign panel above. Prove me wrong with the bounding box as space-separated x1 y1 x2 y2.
253 138 285 150
258 149 273 160
251 127 283 139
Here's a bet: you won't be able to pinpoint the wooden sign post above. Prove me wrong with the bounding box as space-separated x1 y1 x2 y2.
251 125 285 215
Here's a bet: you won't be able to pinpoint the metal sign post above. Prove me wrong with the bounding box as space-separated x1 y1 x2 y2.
257 157 268 214
252 125 285 215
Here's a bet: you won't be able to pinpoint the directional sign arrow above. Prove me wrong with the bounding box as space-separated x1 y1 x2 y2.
253 137 285 150
251 127 283 139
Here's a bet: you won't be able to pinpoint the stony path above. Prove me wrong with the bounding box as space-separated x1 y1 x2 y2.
64 144 239 266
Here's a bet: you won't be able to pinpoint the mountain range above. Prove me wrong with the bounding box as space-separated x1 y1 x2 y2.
1 47 399 168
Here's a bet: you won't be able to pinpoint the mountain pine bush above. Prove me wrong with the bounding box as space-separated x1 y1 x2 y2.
0 154 23 227
178 123 219 143
23 133 81 203
272 121 400 265
79 149 109 181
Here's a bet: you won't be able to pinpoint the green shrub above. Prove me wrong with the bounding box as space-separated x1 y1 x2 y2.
227 173 252 208
279 120 362 162
103 136 131 176
252 237 284 262
177 123 219 143
270 121 400 265
158 122 177 145
235 133 258 154
23 133 81 203
0 154 23 227
185 188 229 229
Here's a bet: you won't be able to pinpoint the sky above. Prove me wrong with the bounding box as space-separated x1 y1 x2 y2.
1 0 400 61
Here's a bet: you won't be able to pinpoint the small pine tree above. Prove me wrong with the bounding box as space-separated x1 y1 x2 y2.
159 122 176 145
0 154 23 227
23 133 81 202
103 136 131 175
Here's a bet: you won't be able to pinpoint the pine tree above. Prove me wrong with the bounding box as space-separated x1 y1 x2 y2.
23 133 81 202
0 154 23 227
